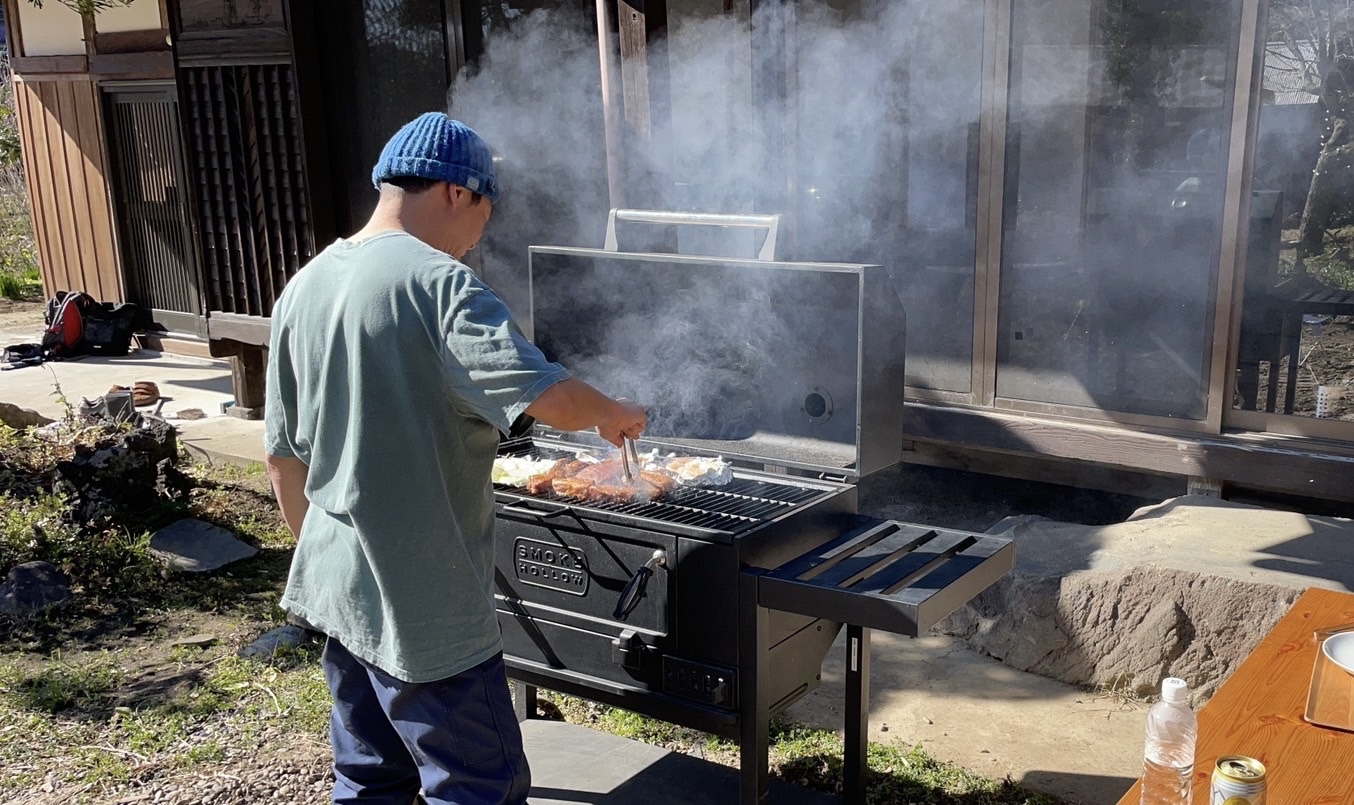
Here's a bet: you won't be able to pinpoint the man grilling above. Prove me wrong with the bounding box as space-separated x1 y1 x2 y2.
263 112 646 805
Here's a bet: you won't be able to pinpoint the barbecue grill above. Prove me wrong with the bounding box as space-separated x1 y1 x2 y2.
493 211 1014 803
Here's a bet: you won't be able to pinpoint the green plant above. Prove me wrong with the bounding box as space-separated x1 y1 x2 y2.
1 53 42 300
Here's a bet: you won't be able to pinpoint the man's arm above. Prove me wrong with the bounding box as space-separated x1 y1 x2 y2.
526 377 647 447
265 453 310 540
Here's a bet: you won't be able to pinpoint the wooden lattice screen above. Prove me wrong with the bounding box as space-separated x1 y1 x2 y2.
105 88 200 321
181 64 313 318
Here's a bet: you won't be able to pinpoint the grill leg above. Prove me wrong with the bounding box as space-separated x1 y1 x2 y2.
844 625 871 803
511 681 538 723
739 573 770 805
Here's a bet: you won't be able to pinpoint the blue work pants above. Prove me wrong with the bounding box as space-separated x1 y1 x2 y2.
321 638 530 805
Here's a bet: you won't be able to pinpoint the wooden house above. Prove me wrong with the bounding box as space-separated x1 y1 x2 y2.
4 0 1352 504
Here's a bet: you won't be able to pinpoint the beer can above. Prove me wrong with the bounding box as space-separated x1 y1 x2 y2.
1211 756 1266 805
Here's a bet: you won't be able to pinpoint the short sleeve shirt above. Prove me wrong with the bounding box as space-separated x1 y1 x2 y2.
265 231 568 682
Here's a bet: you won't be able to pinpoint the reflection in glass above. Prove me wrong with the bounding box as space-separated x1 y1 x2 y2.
792 0 985 394
1234 1 1354 422
449 2 608 320
336 0 451 229
178 0 284 32
998 0 1242 419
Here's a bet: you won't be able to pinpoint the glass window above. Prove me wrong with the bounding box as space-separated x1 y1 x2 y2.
1231 2 1354 423
449 2 607 320
178 0 284 33
790 0 986 394
335 0 453 231
998 0 1242 419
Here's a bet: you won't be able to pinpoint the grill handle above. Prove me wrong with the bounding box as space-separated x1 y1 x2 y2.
603 209 781 261
613 549 667 621
498 503 578 524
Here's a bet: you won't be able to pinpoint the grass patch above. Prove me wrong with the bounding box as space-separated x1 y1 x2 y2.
0 651 124 713
0 643 331 798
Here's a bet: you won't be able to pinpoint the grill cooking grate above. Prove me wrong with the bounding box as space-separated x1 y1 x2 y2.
495 441 827 536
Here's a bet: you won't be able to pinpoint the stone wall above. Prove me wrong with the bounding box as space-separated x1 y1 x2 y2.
938 564 1301 703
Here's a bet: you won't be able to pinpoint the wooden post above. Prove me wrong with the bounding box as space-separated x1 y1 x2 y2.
596 0 625 210
228 346 267 420
2 0 26 58
616 0 671 216
617 0 666 139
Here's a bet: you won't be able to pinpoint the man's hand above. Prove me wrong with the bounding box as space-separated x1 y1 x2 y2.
526 378 647 446
596 397 647 447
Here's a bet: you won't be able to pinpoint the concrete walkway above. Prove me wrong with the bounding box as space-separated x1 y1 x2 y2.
4 342 1353 805
0 336 262 466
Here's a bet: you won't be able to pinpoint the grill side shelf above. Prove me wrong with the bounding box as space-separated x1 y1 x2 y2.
754 518 1015 638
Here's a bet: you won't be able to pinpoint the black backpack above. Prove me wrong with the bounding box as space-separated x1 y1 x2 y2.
81 301 142 357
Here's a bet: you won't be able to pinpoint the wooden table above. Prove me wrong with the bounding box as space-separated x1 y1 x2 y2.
1116 587 1354 804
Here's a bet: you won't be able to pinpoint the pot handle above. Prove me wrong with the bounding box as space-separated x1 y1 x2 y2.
614 550 667 621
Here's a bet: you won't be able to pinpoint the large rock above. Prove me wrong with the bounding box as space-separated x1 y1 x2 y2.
150 518 258 572
934 501 1325 703
0 402 54 430
940 563 1298 703
51 418 187 523
0 561 73 617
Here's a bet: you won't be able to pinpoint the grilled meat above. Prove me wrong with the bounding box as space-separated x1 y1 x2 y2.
526 459 586 495
505 451 723 504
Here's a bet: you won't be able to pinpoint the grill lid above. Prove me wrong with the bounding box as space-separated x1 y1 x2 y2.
525 245 906 479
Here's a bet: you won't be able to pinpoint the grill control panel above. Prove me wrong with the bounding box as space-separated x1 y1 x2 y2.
662 656 736 711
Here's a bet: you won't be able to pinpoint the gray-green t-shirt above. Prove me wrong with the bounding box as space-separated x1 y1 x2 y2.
264 231 568 683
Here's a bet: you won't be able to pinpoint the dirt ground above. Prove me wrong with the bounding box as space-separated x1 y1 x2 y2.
0 299 42 336
1254 316 1354 420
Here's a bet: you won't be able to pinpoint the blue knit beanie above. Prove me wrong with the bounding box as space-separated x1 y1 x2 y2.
371 113 500 203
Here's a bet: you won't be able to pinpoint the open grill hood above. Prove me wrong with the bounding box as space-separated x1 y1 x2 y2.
526 246 907 480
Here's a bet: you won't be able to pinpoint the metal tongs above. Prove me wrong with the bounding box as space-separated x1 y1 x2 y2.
619 437 643 484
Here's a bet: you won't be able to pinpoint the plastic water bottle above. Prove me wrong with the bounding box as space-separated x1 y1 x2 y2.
1141 677 1197 805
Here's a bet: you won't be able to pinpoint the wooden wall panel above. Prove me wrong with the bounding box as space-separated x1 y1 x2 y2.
12 76 123 302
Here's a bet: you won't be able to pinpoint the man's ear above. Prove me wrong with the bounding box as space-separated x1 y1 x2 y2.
446 183 470 209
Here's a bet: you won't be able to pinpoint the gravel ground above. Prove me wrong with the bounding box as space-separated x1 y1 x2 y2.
6 744 333 805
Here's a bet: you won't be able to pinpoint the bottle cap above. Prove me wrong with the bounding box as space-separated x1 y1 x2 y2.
1161 677 1188 704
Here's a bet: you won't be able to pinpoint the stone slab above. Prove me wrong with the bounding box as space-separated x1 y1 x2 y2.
521 720 833 805
149 518 258 572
